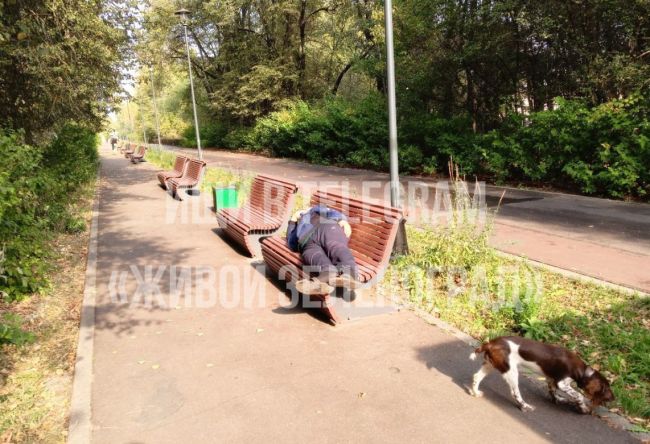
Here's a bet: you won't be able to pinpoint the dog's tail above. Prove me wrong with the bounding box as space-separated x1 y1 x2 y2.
469 344 487 361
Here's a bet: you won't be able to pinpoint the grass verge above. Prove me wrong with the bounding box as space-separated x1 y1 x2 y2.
0 181 95 442
383 208 649 429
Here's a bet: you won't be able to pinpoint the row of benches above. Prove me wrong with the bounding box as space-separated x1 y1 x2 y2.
117 143 207 198
154 154 208 199
157 154 404 323
119 142 147 164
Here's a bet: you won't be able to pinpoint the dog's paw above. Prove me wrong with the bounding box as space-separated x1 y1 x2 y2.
468 388 484 398
519 403 535 412
577 404 591 414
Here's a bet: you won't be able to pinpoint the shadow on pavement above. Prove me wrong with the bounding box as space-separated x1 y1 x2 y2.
414 341 637 444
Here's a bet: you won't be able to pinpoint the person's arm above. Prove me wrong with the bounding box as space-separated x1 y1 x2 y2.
287 209 308 251
290 209 306 222
338 219 352 238
320 207 351 237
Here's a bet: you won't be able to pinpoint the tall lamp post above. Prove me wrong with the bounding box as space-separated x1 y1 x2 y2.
175 8 203 160
384 0 399 208
149 64 162 148
140 101 148 144
384 0 408 254
126 98 134 139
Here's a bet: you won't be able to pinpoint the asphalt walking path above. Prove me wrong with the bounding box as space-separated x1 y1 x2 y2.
84 145 636 443
160 145 650 293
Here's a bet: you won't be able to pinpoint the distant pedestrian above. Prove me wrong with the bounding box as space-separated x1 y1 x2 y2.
110 131 118 151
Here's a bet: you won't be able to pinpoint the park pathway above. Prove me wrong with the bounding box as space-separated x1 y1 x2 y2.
162 145 650 293
84 145 635 443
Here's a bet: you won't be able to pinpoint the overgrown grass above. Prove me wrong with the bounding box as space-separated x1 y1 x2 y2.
383 175 649 428
144 147 176 170
202 168 253 206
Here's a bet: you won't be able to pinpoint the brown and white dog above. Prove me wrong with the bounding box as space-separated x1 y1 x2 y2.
469 336 614 413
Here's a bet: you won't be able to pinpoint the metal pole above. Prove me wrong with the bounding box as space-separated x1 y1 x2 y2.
126 99 134 139
384 0 400 208
182 24 203 160
149 66 162 149
141 108 148 144
384 0 408 255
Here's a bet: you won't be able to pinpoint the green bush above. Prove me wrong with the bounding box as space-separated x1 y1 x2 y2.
0 124 98 301
182 122 229 148
249 96 390 167
401 114 481 174
215 90 649 200
479 92 650 198
222 126 256 151
0 131 50 299
44 123 98 189
398 144 424 174
0 313 34 346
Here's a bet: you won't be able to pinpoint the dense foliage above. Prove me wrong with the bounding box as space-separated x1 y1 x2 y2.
0 0 128 344
0 126 99 306
204 91 649 199
119 0 649 200
480 93 650 198
0 0 133 142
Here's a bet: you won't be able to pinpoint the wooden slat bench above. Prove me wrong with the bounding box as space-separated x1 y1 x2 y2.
122 143 135 157
157 155 188 189
166 158 207 200
129 145 147 163
260 190 403 323
216 175 298 257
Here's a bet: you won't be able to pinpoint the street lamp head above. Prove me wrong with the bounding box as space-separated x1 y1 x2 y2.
175 8 190 26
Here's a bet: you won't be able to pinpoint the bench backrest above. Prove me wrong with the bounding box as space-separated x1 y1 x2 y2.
310 190 403 271
136 145 146 156
182 158 207 183
249 175 298 219
172 156 187 174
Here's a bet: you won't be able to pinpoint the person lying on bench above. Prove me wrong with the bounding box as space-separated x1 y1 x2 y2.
288 205 362 295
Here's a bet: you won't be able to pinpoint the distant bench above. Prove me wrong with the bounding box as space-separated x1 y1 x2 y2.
166 158 207 200
122 142 135 157
260 190 403 323
216 175 298 257
157 155 188 189
129 145 147 163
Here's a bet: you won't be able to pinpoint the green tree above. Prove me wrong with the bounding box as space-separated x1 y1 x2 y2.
0 0 131 142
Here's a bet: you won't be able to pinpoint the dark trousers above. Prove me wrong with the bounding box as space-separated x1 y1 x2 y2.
301 222 357 282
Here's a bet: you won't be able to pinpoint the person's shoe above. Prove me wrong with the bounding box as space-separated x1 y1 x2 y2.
328 274 363 290
295 278 334 295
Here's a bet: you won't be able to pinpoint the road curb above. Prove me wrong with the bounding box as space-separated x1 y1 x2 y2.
67 169 101 444
495 250 649 297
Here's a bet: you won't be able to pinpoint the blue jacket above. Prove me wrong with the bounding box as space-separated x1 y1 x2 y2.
287 205 347 252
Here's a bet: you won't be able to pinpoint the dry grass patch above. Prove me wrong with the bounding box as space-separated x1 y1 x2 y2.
0 184 94 443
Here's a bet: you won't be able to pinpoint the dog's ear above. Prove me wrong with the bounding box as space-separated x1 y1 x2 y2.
584 367 595 378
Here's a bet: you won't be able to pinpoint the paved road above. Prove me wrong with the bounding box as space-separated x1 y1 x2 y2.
157 145 650 292
88 145 636 443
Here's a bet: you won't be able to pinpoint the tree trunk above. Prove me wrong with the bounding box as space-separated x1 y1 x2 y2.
297 0 307 99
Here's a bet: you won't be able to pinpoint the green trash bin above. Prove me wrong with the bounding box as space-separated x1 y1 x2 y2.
213 185 238 211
